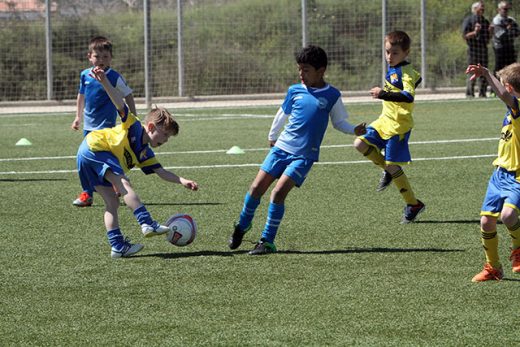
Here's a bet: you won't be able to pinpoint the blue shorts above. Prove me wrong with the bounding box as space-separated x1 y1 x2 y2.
481 167 520 217
76 140 125 193
260 146 314 187
359 126 412 164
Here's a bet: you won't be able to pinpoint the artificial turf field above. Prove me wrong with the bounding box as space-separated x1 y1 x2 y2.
1 98 519 345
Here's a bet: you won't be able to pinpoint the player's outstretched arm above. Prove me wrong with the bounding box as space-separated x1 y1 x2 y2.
466 64 516 108
90 66 125 111
153 167 199 191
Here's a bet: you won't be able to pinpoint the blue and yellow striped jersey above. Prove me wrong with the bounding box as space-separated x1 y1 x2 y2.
493 97 520 172
85 106 161 174
371 62 422 139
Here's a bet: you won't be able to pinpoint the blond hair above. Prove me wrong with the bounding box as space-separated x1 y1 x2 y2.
497 63 520 93
144 106 179 136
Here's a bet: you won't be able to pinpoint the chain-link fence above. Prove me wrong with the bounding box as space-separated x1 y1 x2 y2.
0 0 518 104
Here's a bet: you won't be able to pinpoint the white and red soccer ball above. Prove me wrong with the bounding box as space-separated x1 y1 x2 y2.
165 213 197 247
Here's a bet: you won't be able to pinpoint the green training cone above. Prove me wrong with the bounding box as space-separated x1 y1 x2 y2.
15 138 32 146
226 145 245 154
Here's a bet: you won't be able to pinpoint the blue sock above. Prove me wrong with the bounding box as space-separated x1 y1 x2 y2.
133 205 154 226
238 192 260 231
107 228 124 249
261 202 285 244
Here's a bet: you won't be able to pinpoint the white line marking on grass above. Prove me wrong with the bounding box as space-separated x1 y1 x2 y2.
0 137 498 162
0 153 497 175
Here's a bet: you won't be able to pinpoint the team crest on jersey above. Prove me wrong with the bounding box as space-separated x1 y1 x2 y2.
317 97 328 109
390 73 399 84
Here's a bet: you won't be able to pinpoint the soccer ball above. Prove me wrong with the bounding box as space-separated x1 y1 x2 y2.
165 213 197 246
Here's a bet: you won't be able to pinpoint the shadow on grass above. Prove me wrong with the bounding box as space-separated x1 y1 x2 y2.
136 246 464 259
502 278 520 282
415 219 480 224
0 178 67 182
144 202 224 206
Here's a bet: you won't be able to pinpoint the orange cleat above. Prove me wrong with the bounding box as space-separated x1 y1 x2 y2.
72 192 93 207
472 263 504 282
510 248 520 273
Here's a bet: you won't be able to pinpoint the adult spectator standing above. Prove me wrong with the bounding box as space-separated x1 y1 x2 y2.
492 1 520 74
462 1 491 98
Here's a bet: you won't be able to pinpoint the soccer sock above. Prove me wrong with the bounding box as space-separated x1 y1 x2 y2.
260 202 285 244
507 220 520 249
480 229 500 267
391 169 418 205
107 228 124 249
133 205 154 226
363 146 385 169
238 192 260 231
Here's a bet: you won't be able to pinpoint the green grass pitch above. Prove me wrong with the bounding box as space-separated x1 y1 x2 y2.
1 98 519 345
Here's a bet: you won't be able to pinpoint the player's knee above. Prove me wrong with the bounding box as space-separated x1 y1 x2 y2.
501 209 518 227
480 215 497 231
353 138 367 153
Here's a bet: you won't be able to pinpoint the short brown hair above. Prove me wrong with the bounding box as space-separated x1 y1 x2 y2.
385 31 411 51
89 36 113 55
497 63 520 92
144 106 179 136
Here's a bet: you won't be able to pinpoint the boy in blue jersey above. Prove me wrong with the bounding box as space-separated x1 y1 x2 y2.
71 36 137 207
229 45 366 255
466 62 520 282
353 31 425 224
78 66 198 258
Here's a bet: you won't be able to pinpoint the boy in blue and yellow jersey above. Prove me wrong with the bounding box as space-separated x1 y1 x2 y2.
466 62 520 282
354 31 425 223
228 45 366 255
77 66 198 258
71 36 137 207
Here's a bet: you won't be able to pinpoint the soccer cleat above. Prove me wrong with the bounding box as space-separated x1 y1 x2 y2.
228 222 251 250
73 192 93 207
111 238 144 258
471 263 504 282
401 200 426 224
376 170 393 192
141 221 170 238
510 248 520 273
248 239 277 255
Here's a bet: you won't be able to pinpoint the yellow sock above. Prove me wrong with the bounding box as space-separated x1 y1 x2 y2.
481 229 500 267
507 220 520 249
363 146 385 169
391 169 417 205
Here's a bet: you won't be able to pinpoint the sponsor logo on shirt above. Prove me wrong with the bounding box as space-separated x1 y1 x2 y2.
124 148 134 169
317 97 328 109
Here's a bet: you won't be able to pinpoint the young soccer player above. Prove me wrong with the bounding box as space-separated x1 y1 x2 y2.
71 36 137 207
79 66 198 258
466 62 520 282
229 45 366 255
353 30 425 223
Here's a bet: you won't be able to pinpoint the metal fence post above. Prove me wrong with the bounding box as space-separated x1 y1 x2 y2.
420 0 426 88
301 0 307 47
381 0 387 86
45 0 53 101
144 0 151 110
178 0 184 97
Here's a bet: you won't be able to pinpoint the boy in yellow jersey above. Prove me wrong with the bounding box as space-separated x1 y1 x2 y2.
77 66 199 258
353 31 425 223
466 62 520 282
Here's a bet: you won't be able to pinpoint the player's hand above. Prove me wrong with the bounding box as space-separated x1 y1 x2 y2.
71 118 80 131
181 178 199 191
269 140 276 147
354 122 367 136
90 66 107 83
466 64 487 81
369 87 382 98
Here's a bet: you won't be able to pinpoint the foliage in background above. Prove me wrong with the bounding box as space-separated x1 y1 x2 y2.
0 0 517 101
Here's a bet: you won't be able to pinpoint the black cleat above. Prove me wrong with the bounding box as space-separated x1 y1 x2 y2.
248 239 277 255
228 222 250 250
376 170 392 192
401 200 426 224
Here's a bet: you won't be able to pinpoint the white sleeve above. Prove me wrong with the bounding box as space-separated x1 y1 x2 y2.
116 76 133 97
268 107 289 141
330 98 355 134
